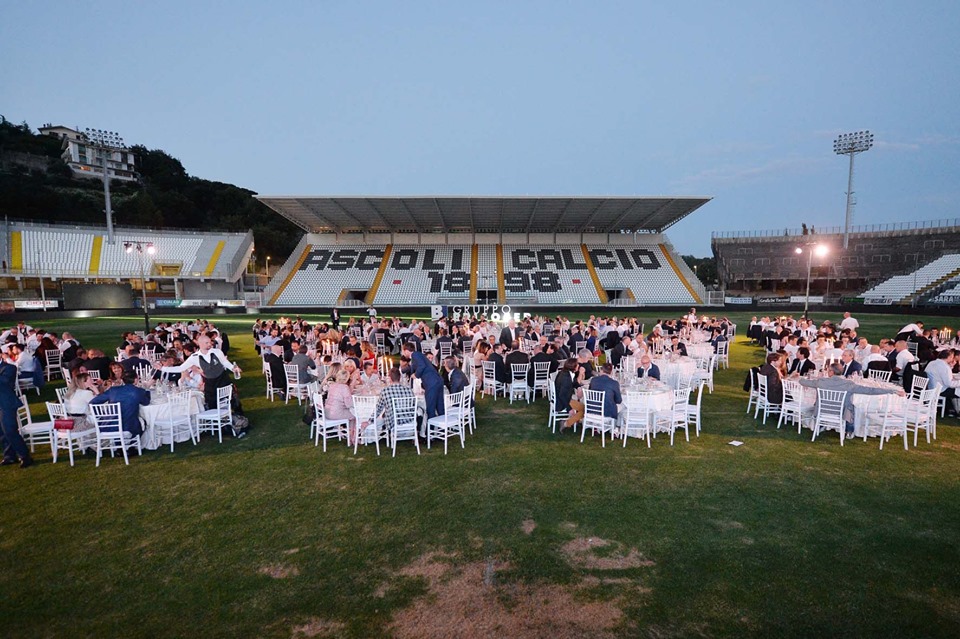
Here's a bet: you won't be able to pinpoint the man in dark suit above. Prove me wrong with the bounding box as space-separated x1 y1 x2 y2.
788 347 816 376
401 343 445 418
588 363 622 420
487 343 508 384
637 355 661 380
505 341 529 367
838 350 863 378
89 369 151 437
120 346 153 375
330 308 340 330
499 320 519 349
527 345 555 386
610 336 631 367
444 357 470 403
669 335 688 357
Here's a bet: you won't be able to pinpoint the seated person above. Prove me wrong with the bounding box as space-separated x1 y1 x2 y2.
637 355 661 380
88 369 151 437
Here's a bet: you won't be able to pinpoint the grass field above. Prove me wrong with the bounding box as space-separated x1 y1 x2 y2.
4 311 960 638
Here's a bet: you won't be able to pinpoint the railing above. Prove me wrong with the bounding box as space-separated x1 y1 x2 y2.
1 266 239 280
712 218 960 240
5 217 250 238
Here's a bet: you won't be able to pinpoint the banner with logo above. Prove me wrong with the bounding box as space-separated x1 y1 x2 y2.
790 296 823 304
755 296 791 305
13 300 59 310
724 296 753 305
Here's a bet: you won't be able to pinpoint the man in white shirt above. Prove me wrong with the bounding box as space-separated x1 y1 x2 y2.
159 334 241 410
839 312 859 332
894 340 917 377
925 350 958 416
897 322 924 340
853 337 872 365
862 346 889 368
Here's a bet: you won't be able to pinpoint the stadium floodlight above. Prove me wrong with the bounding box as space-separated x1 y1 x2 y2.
796 243 829 319
833 130 874 250
123 241 155 333
84 127 128 245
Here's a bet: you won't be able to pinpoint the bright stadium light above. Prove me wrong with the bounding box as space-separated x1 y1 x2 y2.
797 243 829 319
833 130 874 250
84 127 127 245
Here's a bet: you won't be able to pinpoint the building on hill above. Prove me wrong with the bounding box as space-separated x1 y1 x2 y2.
38 124 137 183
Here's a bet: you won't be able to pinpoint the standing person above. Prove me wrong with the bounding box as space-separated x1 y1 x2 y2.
401 342 444 418
0 346 32 468
331 307 341 331
158 334 242 410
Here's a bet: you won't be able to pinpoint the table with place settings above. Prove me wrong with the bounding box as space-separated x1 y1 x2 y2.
684 344 714 360
797 374 904 437
138 387 206 450
653 356 698 389
613 377 673 430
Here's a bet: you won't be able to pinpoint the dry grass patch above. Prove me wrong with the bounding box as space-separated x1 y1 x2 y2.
561 537 655 570
389 553 623 639
259 564 300 579
290 617 346 638
521 519 537 535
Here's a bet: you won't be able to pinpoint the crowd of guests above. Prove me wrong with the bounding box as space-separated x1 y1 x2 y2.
0 320 244 469
253 308 729 439
748 313 960 419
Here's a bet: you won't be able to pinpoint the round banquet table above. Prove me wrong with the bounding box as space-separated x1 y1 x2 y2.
653 358 697 389
139 390 205 450
797 377 903 437
685 344 714 360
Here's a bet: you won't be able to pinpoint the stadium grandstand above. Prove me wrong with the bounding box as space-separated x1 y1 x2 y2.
0 219 253 309
712 218 960 306
255 196 718 309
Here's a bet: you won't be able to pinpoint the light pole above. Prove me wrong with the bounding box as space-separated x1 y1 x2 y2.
265 256 271 283
84 128 127 245
796 243 829 319
833 130 874 250
125 241 155 334
36 248 46 311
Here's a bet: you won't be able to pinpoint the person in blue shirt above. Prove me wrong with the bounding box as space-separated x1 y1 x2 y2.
401 342 444 418
0 347 32 468
588 363 623 420
89 369 151 436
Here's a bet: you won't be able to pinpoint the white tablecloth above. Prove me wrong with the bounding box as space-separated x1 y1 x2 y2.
654 358 697 389
797 379 903 437
685 344 714 360
140 391 205 450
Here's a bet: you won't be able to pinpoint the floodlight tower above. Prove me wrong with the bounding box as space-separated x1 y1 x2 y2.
833 130 874 250
84 128 127 245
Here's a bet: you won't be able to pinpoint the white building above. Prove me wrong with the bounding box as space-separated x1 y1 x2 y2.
38 124 138 182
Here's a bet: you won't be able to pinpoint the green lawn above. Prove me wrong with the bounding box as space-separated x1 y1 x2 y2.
3 311 959 638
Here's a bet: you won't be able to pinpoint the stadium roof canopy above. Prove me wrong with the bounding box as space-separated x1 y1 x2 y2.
255 196 711 235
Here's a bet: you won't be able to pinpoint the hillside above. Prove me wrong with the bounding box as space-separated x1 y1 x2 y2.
0 116 301 266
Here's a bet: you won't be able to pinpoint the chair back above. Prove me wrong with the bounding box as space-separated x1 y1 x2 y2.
510 363 529 383
90 402 122 432
910 375 929 398
351 394 378 422
533 361 551 383
46 349 62 368
782 379 802 406
868 369 892 382
136 364 153 382
391 396 418 435
575 341 587 353
673 387 691 410
444 389 466 414
88 370 101 382
757 373 770 399
15 395 31 428
816 388 846 421
283 364 300 386
47 401 68 422
439 341 453 359
584 389 605 418
216 384 233 414
482 360 497 385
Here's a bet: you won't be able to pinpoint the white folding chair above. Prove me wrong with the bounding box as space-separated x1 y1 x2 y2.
754 374 781 425
481 360 504 400
508 363 530 404
861 395 908 450
16 395 54 455
622 391 653 448
17 373 39 396
48 401 95 466
687 379 706 437
778 379 805 432
91 402 142 466
196 385 233 443
426 390 467 454
351 395 384 455
532 361 551 400
312 391 350 451
546 379 570 433
909 375 929 399
284 364 309 405
45 349 63 381
263 363 282 401
868 369 892 383
692 356 715 393
153 392 197 452
716 340 730 369
904 386 938 445
746 368 760 415
811 388 847 445
390 395 421 457
439 341 453 360
655 387 691 445
55 386 69 404
580 389 615 447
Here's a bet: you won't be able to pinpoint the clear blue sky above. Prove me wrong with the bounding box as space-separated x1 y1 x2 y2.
3 1 958 256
